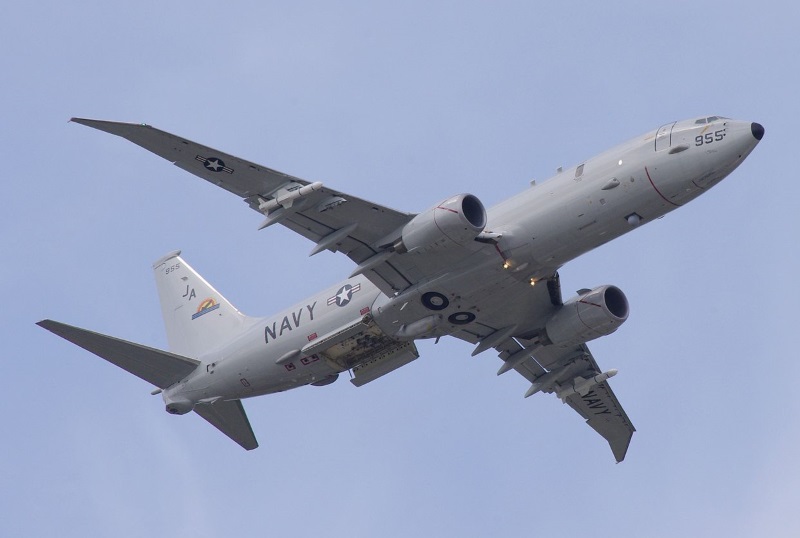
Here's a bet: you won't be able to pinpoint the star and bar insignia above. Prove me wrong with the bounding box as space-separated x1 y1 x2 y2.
196 155 234 174
327 283 361 307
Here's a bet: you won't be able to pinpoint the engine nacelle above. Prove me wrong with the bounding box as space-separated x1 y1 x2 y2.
398 193 487 253
545 285 629 347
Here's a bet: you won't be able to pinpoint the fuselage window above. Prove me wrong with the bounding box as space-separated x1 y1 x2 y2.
575 163 585 179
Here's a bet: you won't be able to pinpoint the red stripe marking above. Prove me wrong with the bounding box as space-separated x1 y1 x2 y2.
645 167 681 207
436 206 459 214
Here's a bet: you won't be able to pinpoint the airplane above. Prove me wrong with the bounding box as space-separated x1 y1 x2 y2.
38 115 764 462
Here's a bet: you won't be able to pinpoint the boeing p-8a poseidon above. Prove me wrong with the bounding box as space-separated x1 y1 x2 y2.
39 116 764 461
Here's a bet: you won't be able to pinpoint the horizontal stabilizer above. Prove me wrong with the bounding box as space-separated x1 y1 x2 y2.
194 399 258 450
38 319 200 389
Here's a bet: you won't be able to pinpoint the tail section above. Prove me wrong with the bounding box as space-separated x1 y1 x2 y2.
194 399 259 450
152 251 250 358
39 252 262 450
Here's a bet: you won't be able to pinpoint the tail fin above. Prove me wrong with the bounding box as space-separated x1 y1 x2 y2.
153 251 250 358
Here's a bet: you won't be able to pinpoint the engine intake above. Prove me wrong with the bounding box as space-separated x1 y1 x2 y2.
398 193 487 253
545 285 629 346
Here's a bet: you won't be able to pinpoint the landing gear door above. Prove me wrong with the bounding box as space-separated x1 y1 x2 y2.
654 122 676 152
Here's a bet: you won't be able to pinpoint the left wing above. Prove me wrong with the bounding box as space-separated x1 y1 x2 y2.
72 118 418 295
488 335 634 462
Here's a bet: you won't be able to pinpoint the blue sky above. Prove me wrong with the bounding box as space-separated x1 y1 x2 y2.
3 2 798 537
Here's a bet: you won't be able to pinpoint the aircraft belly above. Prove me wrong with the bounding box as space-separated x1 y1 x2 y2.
201 287 418 398
372 260 556 342
214 351 343 399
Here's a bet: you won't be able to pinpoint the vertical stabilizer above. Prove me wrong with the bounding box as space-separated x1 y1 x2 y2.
153 251 248 358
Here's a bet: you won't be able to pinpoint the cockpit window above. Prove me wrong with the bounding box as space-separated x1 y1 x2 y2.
696 116 729 124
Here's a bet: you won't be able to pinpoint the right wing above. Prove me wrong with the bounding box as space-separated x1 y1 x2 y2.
72 118 419 296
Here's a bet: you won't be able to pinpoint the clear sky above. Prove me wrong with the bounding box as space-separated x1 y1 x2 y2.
3 2 798 537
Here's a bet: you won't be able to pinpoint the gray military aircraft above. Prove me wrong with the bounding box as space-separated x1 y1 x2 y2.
39 116 764 461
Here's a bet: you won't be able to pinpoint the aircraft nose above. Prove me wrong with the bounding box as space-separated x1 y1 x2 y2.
751 122 765 141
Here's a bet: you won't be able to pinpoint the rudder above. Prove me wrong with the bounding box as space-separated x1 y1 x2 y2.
153 251 249 358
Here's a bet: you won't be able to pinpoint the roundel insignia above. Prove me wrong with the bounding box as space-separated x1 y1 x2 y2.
204 157 226 171
448 312 475 325
421 292 449 311
195 154 234 174
327 283 362 307
335 285 354 307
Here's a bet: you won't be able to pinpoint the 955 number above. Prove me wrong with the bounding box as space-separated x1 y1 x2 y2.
695 130 726 146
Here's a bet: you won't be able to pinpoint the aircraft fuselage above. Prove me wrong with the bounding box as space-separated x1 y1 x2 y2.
163 117 762 409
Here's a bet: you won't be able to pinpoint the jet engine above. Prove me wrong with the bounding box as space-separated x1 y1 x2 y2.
544 285 629 346
396 193 487 253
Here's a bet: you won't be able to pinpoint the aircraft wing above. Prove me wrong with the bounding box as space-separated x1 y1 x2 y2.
72 118 418 295
448 276 635 462
504 339 634 462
